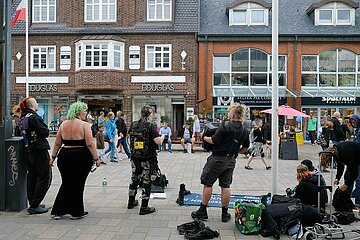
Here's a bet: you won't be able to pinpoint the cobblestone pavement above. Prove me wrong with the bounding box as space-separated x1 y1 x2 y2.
1 138 360 239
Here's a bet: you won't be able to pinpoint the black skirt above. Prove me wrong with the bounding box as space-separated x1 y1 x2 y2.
51 147 92 217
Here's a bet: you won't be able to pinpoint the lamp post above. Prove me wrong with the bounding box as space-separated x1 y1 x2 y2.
0 0 13 210
271 0 279 197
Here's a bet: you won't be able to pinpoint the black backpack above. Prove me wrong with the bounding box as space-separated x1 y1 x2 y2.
332 187 355 212
129 120 151 159
20 113 34 148
260 195 304 238
333 211 356 225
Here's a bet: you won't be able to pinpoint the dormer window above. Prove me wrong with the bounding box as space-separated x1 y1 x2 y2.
147 0 172 22
307 0 358 26
226 1 271 26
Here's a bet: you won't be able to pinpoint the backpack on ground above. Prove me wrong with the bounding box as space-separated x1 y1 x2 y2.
20 113 34 148
234 200 265 235
332 211 356 225
332 187 355 212
260 195 304 238
151 174 168 193
129 120 151 159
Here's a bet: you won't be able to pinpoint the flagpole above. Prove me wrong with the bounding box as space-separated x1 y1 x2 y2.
25 0 29 97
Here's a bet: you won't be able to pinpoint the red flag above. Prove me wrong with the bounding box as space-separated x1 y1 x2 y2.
11 0 26 29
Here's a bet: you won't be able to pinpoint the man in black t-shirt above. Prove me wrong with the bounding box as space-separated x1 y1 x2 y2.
191 103 249 222
127 105 164 215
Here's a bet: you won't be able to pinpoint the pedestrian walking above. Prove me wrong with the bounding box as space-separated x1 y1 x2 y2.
101 112 120 162
19 97 52 214
96 125 107 165
116 112 131 158
245 118 271 170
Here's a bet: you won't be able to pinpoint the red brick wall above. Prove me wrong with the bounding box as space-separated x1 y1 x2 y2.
198 40 360 114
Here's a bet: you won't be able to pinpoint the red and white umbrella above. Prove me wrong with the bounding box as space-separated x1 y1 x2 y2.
261 105 310 118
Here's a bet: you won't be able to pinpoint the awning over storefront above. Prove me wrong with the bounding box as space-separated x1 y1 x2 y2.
300 87 359 98
213 87 296 98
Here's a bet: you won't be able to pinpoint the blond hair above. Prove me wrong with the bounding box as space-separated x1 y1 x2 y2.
228 103 247 123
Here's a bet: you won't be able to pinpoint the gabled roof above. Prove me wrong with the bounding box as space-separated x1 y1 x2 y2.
226 0 272 11
75 35 126 43
12 0 198 35
307 0 359 14
199 0 360 37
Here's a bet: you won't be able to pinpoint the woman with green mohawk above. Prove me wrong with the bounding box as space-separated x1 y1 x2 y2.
50 101 100 220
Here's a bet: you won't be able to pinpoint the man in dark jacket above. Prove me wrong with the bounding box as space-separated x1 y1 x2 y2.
116 112 131 158
324 142 360 209
330 112 346 144
19 97 52 214
191 103 249 222
350 114 360 142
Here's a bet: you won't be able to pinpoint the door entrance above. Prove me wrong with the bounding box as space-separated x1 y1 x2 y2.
84 99 122 114
173 104 184 138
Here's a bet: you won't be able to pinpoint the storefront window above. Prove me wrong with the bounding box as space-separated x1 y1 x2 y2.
319 49 336 72
213 49 287 88
339 108 354 119
214 73 230 86
302 49 359 87
232 50 247 71
319 74 336 86
132 96 175 130
338 74 355 86
18 96 68 132
213 107 228 122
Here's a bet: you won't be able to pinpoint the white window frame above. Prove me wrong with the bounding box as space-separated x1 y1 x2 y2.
229 3 268 26
301 49 359 87
315 2 355 26
147 0 172 21
84 0 117 23
318 9 334 25
32 0 56 23
75 40 124 70
145 44 172 71
336 9 352 25
30 46 56 72
213 49 287 87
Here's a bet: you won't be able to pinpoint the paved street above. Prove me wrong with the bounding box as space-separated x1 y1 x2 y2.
1 138 360 240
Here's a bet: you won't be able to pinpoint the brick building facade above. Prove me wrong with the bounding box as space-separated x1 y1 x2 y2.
11 0 198 135
198 0 360 133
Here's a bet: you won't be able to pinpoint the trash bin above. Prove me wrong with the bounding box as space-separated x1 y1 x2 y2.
4 137 27 211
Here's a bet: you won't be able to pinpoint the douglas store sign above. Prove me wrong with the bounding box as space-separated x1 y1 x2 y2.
29 84 58 92
141 84 174 92
302 97 359 105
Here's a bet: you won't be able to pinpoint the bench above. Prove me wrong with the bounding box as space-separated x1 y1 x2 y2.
171 138 203 145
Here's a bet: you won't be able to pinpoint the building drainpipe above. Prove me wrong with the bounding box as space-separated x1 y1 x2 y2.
197 35 208 108
293 35 298 109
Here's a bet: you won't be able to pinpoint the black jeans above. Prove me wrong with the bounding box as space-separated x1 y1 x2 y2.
25 149 52 208
309 130 316 144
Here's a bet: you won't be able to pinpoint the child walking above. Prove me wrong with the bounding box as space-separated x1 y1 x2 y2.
245 118 271 170
96 125 107 165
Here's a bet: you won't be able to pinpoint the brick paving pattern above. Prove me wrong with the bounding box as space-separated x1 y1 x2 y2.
1 138 360 239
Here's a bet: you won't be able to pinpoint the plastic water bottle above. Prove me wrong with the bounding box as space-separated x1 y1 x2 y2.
102 177 107 187
266 193 271 205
